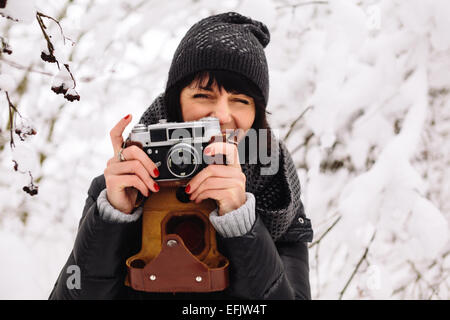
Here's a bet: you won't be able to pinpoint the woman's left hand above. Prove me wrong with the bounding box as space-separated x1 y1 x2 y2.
185 141 247 216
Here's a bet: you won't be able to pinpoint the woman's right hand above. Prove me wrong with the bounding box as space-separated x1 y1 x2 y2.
104 114 160 214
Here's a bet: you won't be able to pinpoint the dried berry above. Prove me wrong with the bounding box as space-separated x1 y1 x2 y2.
64 88 80 102
51 84 68 95
14 125 37 141
1 36 12 54
41 51 57 63
2 46 12 55
23 184 38 196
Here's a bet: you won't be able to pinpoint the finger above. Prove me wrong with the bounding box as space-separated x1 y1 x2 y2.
189 177 243 202
110 114 132 156
108 174 149 197
122 145 160 179
185 165 244 195
204 142 241 168
105 160 158 192
194 189 230 204
107 156 115 167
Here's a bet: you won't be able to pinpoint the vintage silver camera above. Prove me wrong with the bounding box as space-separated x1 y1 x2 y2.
124 117 226 183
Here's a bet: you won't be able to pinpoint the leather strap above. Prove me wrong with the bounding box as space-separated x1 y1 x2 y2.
127 234 228 292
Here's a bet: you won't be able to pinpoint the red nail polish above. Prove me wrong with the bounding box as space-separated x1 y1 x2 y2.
154 183 159 192
185 185 190 193
153 168 159 177
124 114 131 120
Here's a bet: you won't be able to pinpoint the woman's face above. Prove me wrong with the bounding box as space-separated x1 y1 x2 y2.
180 77 256 137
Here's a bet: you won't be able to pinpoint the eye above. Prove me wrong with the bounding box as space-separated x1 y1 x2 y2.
193 94 210 99
235 99 250 105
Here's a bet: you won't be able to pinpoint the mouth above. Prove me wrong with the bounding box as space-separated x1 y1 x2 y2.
221 129 246 145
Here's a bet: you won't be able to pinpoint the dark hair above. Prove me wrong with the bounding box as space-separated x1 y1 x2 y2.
164 69 273 162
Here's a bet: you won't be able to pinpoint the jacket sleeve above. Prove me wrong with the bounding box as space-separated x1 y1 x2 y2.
275 205 313 300
48 175 142 300
217 137 313 300
217 205 312 300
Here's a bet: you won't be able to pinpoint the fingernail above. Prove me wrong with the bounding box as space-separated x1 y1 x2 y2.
153 168 159 177
154 182 160 192
204 147 211 155
124 114 131 120
185 185 190 193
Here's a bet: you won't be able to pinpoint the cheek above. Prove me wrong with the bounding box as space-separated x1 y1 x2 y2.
181 101 209 121
233 107 255 130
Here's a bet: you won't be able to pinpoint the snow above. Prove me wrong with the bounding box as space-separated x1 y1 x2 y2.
0 0 36 23
51 67 73 89
1 0 449 300
0 73 15 92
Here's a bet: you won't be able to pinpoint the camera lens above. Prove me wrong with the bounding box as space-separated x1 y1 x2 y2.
167 143 199 178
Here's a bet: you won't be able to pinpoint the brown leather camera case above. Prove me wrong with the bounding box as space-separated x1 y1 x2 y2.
125 185 229 292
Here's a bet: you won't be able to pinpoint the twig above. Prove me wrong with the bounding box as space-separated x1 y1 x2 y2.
0 57 53 76
5 91 21 148
291 131 314 157
426 250 450 270
276 1 328 11
407 260 441 299
63 63 76 89
309 215 341 248
36 11 75 46
35 11 60 70
392 250 449 299
339 230 377 300
284 105 313 140
314 243 320 298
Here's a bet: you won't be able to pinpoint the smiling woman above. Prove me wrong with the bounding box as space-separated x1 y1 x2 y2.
180 73 256 132
49 11 313 301
165 69 273 163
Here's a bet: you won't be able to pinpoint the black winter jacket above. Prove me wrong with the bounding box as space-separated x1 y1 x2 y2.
49 174 313 300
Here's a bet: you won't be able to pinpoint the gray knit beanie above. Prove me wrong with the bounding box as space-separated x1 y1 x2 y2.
165 12 271 106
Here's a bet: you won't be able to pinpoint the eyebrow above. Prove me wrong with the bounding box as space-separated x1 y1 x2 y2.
191 86 247 97
191 86 213 92
199 86 214 92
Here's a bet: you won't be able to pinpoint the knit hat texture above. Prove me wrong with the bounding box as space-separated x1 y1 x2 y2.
166 11 271 105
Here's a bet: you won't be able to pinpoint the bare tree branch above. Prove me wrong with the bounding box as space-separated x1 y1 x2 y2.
309 215 341 248
339 230 377 299
36 11 75 46
284 105 313 141
5 91 21 148
407 260 441 299
0 57 53 76
276 1 329 11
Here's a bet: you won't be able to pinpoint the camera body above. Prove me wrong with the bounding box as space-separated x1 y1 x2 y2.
124 117 233 292
124 117 223 183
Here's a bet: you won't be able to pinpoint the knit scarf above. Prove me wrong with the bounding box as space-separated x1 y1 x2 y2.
138 93 304 241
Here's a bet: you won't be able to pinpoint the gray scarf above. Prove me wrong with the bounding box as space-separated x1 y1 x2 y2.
138 93 304 241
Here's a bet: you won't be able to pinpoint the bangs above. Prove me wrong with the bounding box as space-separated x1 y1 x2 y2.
164 68 270 124
189 70 265 105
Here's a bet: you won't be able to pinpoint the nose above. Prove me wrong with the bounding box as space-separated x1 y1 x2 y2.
209 94 232 125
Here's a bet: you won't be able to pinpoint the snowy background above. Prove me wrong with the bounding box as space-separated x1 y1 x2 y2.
0 0 449 299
